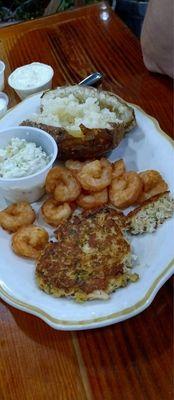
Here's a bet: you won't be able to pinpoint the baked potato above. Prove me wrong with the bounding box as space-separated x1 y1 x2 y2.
21 85 136 161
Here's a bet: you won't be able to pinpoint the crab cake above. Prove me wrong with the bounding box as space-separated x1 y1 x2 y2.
56 206 127 237
35 207 138 302
126 191 174 234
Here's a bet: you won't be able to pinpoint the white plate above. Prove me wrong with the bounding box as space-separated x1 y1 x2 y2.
0 92 173 330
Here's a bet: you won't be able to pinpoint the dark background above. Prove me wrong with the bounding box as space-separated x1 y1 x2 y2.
0 0 149 37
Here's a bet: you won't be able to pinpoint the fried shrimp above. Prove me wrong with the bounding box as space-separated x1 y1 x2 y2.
12 225 49 259
65 160 84 175
112 159 126 179
109 171 143 209
45 166 81 202
41 199 72 226
138 170 168 203
0 202 36 233
77 189 108 209
77 158 112 192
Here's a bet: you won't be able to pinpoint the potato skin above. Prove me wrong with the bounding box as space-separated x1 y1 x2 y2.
20 86 136 161
20 121 125 160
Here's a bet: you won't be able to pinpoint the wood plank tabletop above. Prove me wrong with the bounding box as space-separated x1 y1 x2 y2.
0 3 173 400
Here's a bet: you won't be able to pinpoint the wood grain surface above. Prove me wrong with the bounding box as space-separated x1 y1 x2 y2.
0 3 173 400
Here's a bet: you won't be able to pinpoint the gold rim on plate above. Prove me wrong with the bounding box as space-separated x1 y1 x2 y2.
0 260 173 326
0 95 173 328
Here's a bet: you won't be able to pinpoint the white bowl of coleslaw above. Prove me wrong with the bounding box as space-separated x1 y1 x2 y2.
0 126 58 203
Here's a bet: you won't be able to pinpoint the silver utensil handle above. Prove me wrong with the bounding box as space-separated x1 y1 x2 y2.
79 72 103 87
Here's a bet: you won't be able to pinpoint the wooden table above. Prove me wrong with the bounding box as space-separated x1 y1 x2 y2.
0 3 173 399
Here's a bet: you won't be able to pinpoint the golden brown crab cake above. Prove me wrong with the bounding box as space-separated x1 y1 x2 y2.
36 207 138 302
126 191 174 234
55 205 126 240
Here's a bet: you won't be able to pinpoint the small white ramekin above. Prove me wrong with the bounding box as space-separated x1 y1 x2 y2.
0 126 58 203
0 61 5 92
8 62 54 100
0 92 9 118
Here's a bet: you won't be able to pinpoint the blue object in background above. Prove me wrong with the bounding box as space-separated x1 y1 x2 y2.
114 0 148 37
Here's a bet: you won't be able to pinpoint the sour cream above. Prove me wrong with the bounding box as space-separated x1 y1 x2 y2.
8 62 53 90
0 137 50 179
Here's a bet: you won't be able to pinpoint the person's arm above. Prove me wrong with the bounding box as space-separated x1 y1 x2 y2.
140 0 173 78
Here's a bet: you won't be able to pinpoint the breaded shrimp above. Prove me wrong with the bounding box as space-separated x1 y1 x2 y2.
109 171 143 209
0 202 36 233
77 189 108 209
138 170 168 203
41 199 72 226
12 225 49 259
112 159 126 179
77 158 112 192
65 160 85 175
45 166 81 202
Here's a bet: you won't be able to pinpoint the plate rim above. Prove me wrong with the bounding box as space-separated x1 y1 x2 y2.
0 95 173 329
0 259 173 330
